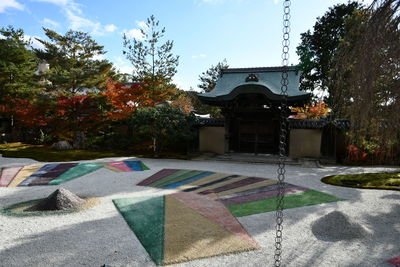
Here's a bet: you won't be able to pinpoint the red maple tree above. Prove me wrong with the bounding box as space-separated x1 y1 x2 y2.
103 79 178 120
2 97 48 128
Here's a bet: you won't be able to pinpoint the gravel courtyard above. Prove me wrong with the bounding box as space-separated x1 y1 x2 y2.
1 156 399 267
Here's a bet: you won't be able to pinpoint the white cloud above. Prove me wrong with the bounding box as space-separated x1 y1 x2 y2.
0 0 24 13
115 56 127 65
191 54 207 59
65 9 102 35
92 53 105 61
121 20 149 41
136 21 147 29
117 65 134 75
104 24 117 32
113 56 133 75
173 75 190 90
35 0 69 5
34 0 81 13
42 18 60 28
24 35 46 50
35 0 114 36
123 28 144 40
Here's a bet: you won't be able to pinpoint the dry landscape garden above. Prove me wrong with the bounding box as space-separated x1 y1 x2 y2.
0 0 399 266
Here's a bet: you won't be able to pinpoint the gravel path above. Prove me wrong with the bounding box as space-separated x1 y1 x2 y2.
0 156 399 267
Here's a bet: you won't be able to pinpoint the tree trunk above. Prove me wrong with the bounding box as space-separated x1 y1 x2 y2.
153 137 159 157
73 131 86 149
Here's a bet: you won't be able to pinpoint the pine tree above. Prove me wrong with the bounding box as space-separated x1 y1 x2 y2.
34 28 113 148
192 60 229 117
197 59 228 93
0 26 39 102
35 28 113 94
122 15 179 86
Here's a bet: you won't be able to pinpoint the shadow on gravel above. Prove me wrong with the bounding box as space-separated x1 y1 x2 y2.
284 203 400 267
0 215 154 267
381 194 400 200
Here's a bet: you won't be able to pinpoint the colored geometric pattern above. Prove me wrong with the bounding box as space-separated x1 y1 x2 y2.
0 160 149 187
387 257 400 267
113 193 258 265
114 170 342 265
137 169 343 217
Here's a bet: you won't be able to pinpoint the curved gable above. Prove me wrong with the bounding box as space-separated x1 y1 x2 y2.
198 66 310 104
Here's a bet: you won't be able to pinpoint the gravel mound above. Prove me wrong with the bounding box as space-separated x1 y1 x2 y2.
311 211 368 241
26 188 86 211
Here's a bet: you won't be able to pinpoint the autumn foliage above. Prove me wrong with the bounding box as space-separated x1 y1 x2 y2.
289 101 330 119
103 80 143 120
1 93 103 142
103 79 192 120
50 93 103 140
1 98 48 128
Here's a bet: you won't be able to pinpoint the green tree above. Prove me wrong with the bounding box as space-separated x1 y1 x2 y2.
123 15 179 86
296 2 362 101
0 26 45 139
35 28 113 94
129 105 195 157
330 0 400 161
192 60 229 117
185 89 221 118
0 26 39 103
198 59 228 93
34 28 114 147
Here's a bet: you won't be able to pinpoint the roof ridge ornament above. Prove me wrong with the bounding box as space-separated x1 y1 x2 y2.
245 73 259 82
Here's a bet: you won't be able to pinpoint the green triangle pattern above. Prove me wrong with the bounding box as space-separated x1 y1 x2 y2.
113 196 165 265
48 163 102 185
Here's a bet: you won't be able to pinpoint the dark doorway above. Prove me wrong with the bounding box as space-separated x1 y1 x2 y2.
238 118 278 154
228 113 279 154
225 93 282 155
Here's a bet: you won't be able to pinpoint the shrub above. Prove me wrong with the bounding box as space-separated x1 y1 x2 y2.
129 106 195 156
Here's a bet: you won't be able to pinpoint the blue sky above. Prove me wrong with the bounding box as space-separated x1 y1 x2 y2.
1 0 372 91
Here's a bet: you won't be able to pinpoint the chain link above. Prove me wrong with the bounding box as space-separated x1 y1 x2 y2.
274 0 291 266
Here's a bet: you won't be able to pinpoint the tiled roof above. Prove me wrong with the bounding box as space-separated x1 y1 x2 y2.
289 118 350 129
198 66 310 102
195 117 225 127
222 66 298 74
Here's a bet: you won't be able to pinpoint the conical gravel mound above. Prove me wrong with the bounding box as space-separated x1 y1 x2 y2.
311 211 368 241
26 188 86 211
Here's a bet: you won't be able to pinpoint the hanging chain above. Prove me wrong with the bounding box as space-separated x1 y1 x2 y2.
274 0 291 266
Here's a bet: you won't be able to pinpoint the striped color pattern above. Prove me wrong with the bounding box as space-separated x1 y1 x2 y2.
0 160 149 187
138 169 343 217
113 192 258 266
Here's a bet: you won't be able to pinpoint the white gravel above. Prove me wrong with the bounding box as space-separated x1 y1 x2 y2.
0 156 399 267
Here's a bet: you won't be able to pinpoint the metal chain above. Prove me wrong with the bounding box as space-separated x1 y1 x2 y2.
274 0 291 266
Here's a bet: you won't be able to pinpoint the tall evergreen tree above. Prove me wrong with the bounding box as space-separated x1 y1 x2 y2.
35 28 113 94
33 29 113 147
197 59 228 93
296 2 362 101
0 26 39 102
122 15 179 86
190 60 229 117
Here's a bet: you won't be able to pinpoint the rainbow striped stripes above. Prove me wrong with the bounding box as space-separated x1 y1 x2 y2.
115 169 341 265
138 169 343 217
0 160 149 187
